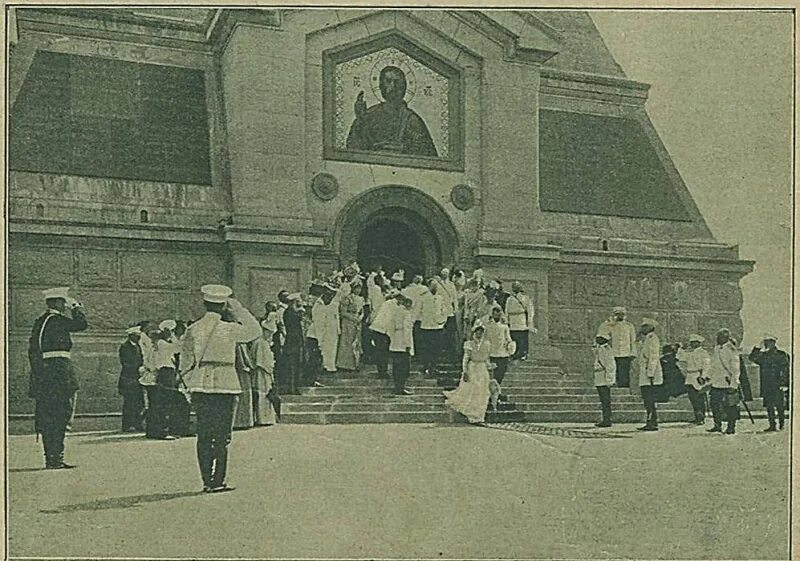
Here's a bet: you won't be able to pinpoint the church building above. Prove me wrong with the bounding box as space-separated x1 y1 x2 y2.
8 8 753 416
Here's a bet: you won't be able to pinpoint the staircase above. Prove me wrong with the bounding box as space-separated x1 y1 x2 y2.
280 360 696 424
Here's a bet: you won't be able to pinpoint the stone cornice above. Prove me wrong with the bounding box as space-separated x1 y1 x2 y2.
541 67 650 93
475 241 562 262
450 10 559 65
221 225 325 249
558 248 754 276
17 8 209 51
475 237 754 277
10 217 221 243
10 219 329 251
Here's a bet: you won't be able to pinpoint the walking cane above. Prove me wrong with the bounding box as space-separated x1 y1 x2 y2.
739 387 755 424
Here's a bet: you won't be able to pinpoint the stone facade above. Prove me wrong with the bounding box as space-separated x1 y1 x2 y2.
8 8 752 416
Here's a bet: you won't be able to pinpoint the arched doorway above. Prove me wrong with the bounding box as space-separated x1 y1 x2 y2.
334 185 459 279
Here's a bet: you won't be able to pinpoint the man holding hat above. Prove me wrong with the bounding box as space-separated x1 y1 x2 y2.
597 306 637 388
179 284 260 493
118 326 145 432
636 318 663 431
680 334 711 425
707 328 741 435
28 287 87 469
505 281 535 361
749 334 790 432
592 333 617 427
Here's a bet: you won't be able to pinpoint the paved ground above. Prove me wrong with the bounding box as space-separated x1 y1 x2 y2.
8 421 791 560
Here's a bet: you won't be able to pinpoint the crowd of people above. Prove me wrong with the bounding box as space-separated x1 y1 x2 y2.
26 271 789 488
592 307 791 434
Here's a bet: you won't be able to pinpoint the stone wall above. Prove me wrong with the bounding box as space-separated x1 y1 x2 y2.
8 235 229 415
547 262 746 379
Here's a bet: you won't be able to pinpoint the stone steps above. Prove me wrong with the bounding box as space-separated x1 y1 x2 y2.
300 385 605 396
276 355 715 423
281 393 647 404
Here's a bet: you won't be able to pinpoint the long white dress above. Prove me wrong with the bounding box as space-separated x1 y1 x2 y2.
444 338 493 423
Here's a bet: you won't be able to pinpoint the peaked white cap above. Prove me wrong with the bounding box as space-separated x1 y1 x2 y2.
201 284 232 303
42 287 70 301
125 326 142 335
688 334 705 343
159 319 177 331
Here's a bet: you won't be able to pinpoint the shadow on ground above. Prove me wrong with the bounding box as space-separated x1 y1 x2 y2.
40 491 203 514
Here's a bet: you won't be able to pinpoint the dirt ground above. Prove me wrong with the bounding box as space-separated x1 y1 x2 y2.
7 421 791 560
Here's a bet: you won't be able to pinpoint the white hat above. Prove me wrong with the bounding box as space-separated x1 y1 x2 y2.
688 334 705 343
763 334 778 341
391 270 404 281
472 319 486 332
42 287 70 301
612 306 626 314
640 317 659 327
201 284 232 303
125 326 142 335
287 292 302 302
159 319 177 331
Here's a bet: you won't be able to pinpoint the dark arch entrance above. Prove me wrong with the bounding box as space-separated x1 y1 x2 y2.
334 185 459 279
356 211 441 279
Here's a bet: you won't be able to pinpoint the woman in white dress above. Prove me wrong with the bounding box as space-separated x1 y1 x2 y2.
444 321 493 425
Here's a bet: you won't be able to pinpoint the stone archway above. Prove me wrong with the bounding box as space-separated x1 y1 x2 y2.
334 185 459 278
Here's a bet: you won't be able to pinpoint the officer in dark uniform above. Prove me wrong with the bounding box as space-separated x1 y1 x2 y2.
118 326 145 432
749 334 790 432
28 287 88 469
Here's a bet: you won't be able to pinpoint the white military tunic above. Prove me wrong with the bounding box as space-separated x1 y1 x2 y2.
638 332 663 386
598 318 637 358
180 310 261 395
679 347 711 390
504 293 534 332
593 343 617 387
708 341 740 389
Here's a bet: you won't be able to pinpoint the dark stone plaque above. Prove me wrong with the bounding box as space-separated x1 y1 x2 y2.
450 184 475 211
311 173 339 201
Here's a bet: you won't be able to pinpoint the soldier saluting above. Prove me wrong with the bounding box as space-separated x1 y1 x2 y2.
28 287 87 469
179 285 260 493
749 334 790 432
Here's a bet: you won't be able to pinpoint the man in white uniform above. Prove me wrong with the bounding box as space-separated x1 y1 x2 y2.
504 281 535 361
637 318 663 432
597 306 637 388
180 284 260 493
592 333 617 427
678 334 711 424
707 328 740 435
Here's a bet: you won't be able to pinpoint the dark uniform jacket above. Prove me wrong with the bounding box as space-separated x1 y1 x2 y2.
283 306 305 354
749 347 790 404
659 351 688 401
28 308 88 400
118 340 144 395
